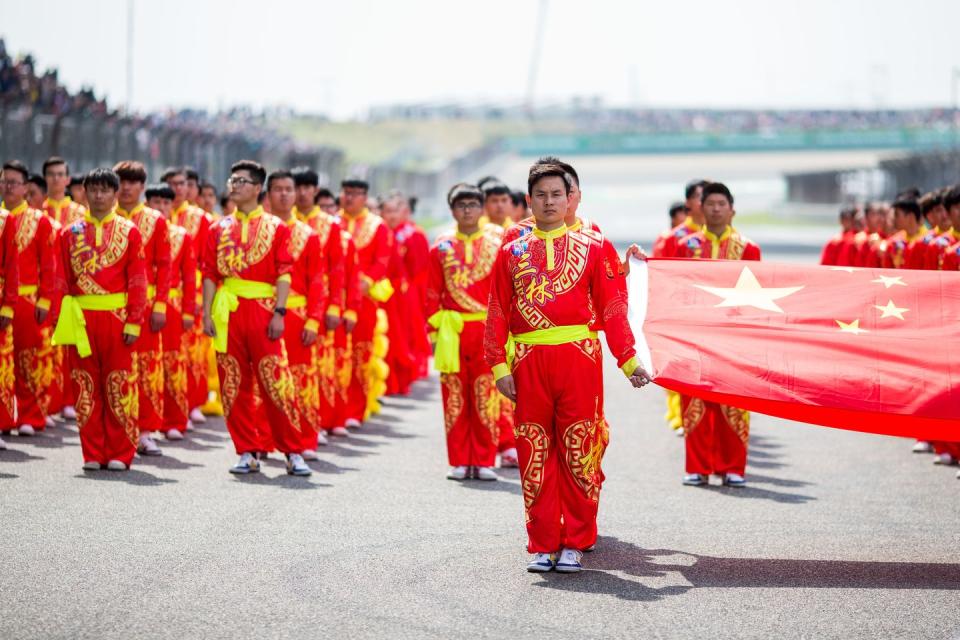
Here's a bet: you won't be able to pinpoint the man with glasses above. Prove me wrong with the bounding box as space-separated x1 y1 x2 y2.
0 193 18 450
201 160 310 477
1 160 58 437
426 184 503 481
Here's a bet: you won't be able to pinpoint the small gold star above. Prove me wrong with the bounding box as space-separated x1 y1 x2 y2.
872 275 907 289
836 319 869 335
873 300 908 320
694 267 804 314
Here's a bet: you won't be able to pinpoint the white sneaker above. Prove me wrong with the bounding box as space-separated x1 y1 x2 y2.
229 452 260 474
344 418 361 429
933 453 955 465
500 448 519 468
555 548 583 573
301 449 320 461
527 552 558 573
912 441 933 453
137 434 162 456
165 428 184 441
106 460 128 471
62 405 77 420
446 466 468 481
184 420 193 431
286 453 312 476
675 427 685 437
17 425 35 436
476 466 499 481
723 473 747 487
316 430 329 446
82 461 101 470
683 473 707 486
331 426 350 437
0 434 6 449
189 408 207 423
44 415 56 428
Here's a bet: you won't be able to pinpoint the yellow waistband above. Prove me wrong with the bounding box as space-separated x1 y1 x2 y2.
428 309 487 374
52 293 128 358
211 278 277 353
512 325 597 345
18 284 38 295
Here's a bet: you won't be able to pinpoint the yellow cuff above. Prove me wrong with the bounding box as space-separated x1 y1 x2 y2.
152 302 167 314
0 305 12 319
123 323 141 337
304 318 320 334
343 310 358 323
182 314 194 321
492 362 511 381
326 304 341 316
620 356 640 378
36 297 51 311
276 274 292 284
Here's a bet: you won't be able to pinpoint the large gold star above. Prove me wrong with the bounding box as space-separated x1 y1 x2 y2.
872 275 907 289
836 319 869 335
874 299 908 320
694 266 804 313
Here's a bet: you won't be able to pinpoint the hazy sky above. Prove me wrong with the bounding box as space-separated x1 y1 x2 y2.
2 0 958 118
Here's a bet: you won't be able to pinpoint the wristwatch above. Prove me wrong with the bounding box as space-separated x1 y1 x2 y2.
273 307 287 317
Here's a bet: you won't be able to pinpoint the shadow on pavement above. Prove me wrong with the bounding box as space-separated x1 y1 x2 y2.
696 483 816 504
0 472 18 479
74 470 177 486
136 454 205 471
229 473 329 489
5 429 76 449
0 449 46 463
456 479 523 496
534 536 960 601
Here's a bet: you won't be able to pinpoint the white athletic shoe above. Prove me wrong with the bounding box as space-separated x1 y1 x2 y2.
475 466 499 481
933 453 955 465
723 473 747 487
184 420 193 432
106 460 128 471
62 406 77 420
499 448 519 468
912 441 933 453
555 548 584 573
137 434 162 456
331 426 350 437
956 469 960 479
229 452 260 475
286 453 312 476
0 434 6 450
446 466 468 481
301 449 320 461
165 428 184 441
17 425 35 436
82 461 101 470
527 552 558 573
675 427 685 437
316 430 329 446
44 416 55 428
189 408 207 424
344 418 361 429
683 473 707 486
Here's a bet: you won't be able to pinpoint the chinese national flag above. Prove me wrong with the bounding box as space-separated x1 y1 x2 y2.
627 258 960 442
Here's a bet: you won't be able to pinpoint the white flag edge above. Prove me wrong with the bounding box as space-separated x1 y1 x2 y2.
626 257 654 377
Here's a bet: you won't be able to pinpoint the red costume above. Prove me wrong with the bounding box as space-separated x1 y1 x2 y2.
484 224 638 553
384 225 416 395
329 231 361 429
0 209 19 430
42 196 85 228
927 230 960 460
117 204 170 436
922 229 957 270
675 226 760 477
397 220 431 380
161 223 196 434
880 230 927 270
426 225 503 467
4 202 57 431
820 230 855 266
657 217 701 259
856 231 886 268
202 207 304 455
338 208 392 423
54 212 147 466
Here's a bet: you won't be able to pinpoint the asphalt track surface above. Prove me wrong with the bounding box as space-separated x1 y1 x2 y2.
2 355 958 640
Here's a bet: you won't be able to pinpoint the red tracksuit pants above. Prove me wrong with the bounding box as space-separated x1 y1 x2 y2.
285 309 321 451
215 298 302 455
160 304 190 433
440 322 497 467
317 330 338 431
512 338 606 553
132 316 163 433
9 297 53 430
186 305 209 411
0 326 15 428
343 298 377 423
682 396 749 476
329 327 353 428
70 310 139 466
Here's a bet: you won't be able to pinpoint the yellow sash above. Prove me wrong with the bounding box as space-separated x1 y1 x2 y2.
368 278 394 303
211 277 275 353
286 294 306 309
52 293 128 358
17 285 38 295
427 310 486 373
507 325 598 369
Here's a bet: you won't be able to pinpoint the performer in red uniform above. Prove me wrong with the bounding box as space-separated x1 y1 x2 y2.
820 207 856 266
201 160 310 477
674 183 760 487
380 197 416 396
337 178 392 429
146 184 197 440
267 169 326 459
426 184 504 481
53 168 146 471
856 202 888 268
114 162 171 455
1 160 57 437
485 163 650 573
920 190 953 270
880 197 927 270
398 195 432 380
0 204 19 450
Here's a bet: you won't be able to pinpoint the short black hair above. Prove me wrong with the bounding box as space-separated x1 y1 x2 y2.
113 160 148 183
685 179 708 200
315 187 335 202
919 190 943 216
527 163 571 196
477 176 498 191
895 187 922 201
535 156 579 188
482 179 511 197
184 166 200 183
200 181 216 194
42 156 69 176
447 183 483 207
341 177 369 192
2 160 30 182
291 166 320 188
408 196 418 213
701 182 734 206
892 196 921 221
511 190 527 208
28 174 47 192
669 201 686 218
839 205 858 220
69 175 85 188
230 160 266 185
160 166 185 182
219 194 232 208
145 183 175 200
267 169 295 191
943 184 960 210
83 168 120 191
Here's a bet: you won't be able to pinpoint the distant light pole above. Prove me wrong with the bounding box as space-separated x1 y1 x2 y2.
126 0 134 114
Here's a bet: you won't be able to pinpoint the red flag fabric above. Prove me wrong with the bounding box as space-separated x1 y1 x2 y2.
627 258 960 442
